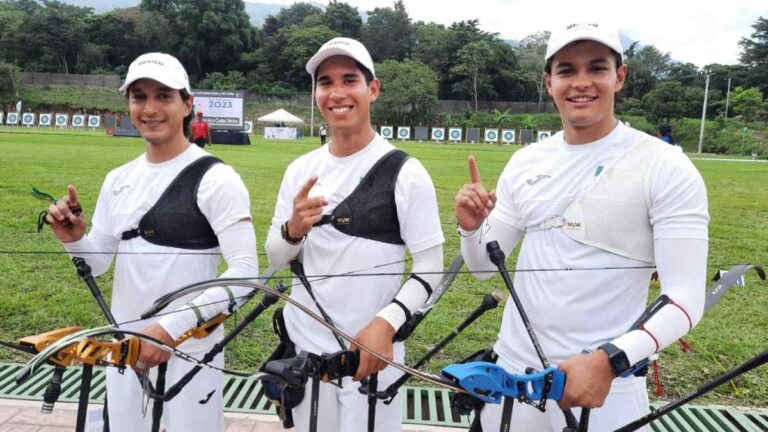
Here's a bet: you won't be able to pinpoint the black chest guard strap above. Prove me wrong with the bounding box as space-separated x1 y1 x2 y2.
121 156 222 250
314 149 409 245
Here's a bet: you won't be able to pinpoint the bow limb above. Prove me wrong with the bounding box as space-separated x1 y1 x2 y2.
141 266 277 319
14 327 251 385
394 254 464 342
145 278 466 393
614 349 768 432
704 264 765 311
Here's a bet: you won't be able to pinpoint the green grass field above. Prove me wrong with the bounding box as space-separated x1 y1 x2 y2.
0 127 766 407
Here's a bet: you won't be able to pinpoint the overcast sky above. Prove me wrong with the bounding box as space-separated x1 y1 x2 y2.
248 0 766 67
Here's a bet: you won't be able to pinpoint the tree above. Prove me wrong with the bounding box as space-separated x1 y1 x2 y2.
641 80 688 123
133 9 180 56
450 40 496 110
360 1 412 61
410 22 451 74
280 25 339 88
622 43 671 100
739 16 768 97
141 0 257 76
272 2 323 28
324 1 361 38
514 31 549 105
0 61 20 97
0 1 27 66
730 86 765 122
374 59 438 125
10 1 92 73
442 20 488 98
666 62 702 87
197 71 247 90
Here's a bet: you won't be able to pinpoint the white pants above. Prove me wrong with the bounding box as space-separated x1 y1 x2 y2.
291 343 404 432
480 356 651 432
105 347 224 432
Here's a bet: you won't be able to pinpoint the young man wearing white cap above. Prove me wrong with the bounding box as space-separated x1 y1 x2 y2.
45 52 257 431
454 23 709 431
265 37 444 431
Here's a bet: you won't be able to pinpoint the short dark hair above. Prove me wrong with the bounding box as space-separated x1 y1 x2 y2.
544 48 623 74
313 59 374 86
180 90 193 137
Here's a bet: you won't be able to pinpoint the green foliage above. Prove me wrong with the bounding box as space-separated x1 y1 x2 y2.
140 0 257 77
2 1 92 73
450 40 497 110
323 1 361 38
513 32 549 103
196 71 247 91
410 22 451 75
360 0 412 61
0 85 127 111
642 80 689 123
280 25 340 88
739 16 768 97
373 59 438 125
622 42 672 99
730 86 766 122
0 61 20 97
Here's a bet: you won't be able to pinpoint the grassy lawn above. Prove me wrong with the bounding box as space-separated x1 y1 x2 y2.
0 127 765 407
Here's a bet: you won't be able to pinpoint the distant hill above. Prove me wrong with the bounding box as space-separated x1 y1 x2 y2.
59 0 321 27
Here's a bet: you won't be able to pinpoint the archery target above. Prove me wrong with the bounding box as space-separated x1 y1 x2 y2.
538 130 551 141
502 129 516 144
72 114 85 128
39 113 52 126
244 121 253 134
6 112 19 125
380 126 393 139
397 126 411 140
88 115 101 128
448 128 462 142
55 114 69 127
22 113 35 126
484 129 499 143
431 128 445 141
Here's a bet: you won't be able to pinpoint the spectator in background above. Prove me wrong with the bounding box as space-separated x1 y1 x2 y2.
658 123 675 144
191 111 211 147
319 124 328 146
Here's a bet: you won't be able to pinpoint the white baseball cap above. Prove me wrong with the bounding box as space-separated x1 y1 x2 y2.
119 52 191 93
305 37 376 78
545 23 623 64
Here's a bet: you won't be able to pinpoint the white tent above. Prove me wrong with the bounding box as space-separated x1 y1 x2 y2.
257 109 304 123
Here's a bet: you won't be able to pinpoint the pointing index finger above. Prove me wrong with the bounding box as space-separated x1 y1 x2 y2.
468 156 481 184
298 176 318 199
67 185 79 205
67 185 83 216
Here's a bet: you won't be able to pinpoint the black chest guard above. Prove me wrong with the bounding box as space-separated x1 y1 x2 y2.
121 156 222 250
313 149 409 245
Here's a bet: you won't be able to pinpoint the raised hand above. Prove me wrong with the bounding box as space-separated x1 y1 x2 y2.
287 176 327 240
454 156 496 231
45 185 86 243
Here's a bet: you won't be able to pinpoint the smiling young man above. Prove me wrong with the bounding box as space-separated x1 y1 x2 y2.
265 37 444 431
45 52 257 431
454 23 709 431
